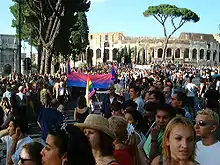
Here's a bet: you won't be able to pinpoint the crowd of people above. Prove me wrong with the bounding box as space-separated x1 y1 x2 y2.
0 63 219 165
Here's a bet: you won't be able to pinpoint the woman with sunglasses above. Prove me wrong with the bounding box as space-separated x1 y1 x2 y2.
41 124 95 165
19 142 43 165
151 117 199 165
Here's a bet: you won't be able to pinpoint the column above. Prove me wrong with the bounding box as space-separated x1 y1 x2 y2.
189 48 192 61
216 51 219 66
109 48 113 62
196 48 199 64
180 48 184 59
154 49 158 59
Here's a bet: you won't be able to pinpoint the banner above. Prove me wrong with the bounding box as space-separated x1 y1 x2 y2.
67 72 113 89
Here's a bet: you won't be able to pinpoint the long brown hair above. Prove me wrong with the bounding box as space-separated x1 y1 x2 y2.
162 117 196 162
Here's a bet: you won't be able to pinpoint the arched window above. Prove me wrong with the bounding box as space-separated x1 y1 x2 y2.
167 48 172 58
175 48 180 58
192 49 197 60
184 48 189 58
158 48 163 58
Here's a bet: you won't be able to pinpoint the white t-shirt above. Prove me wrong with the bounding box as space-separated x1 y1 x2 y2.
1 135 33 165
196 140 220 165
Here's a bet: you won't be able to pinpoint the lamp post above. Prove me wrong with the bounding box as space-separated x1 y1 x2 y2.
17 0 22 73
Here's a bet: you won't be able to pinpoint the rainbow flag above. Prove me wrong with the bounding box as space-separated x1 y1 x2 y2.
85 75 95 105
67 72 113 89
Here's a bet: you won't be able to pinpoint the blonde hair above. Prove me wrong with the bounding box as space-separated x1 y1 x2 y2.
197 108 219 124
108 116 128 143
162 117 196 162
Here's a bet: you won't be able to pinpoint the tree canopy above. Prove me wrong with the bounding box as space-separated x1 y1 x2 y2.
143 4 200 61
70 12 89 61
10 0 90 74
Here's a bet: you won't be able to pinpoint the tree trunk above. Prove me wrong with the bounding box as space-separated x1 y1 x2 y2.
40 47 46 74
44 49 52 74
37 44 43 73
51 56 56 75
162 38 169 62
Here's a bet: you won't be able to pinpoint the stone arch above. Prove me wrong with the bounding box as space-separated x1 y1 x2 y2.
184 48 189 58
192 49 197 60
87 48 93 67
3 64 12 75
112 48 118 60
166 48 172 58
96 49 101 59
175 48 180 58
207 50 211 60
213 50 217 61
200 49 204 60
158 48 163 58
103 49 109 63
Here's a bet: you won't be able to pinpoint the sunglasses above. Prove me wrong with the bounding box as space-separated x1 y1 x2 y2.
19 156 32 164
196 120 209 127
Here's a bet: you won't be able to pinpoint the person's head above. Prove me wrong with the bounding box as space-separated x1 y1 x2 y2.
156 81 163 89
108 116 128 144
171 91 187 109
144 86 157 101
41 124 95 165
108 84 116 94
124 109 146 133
194 108 219 138
143 102 157 123
148 91 165 104
122 100 137 113
75 114 115 157
163 117 196 162
8 116 28 137
77 96 87 109
18 86 24 92
42 83 48 89
129 85 141 100
50 99 60 109
163 86 172 99
19 142 43 165
110 101 123 117
155 103 176 128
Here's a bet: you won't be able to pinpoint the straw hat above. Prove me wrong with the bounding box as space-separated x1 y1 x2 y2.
75 114 116 139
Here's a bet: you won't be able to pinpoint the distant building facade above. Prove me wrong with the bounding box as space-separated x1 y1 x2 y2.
0 34 19 74
86 32 220 66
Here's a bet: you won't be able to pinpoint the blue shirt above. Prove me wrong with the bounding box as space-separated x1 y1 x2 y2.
38 108 63 141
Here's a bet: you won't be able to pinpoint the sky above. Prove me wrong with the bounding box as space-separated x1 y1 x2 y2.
0 0 220 39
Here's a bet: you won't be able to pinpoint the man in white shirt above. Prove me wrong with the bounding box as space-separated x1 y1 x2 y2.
0 116 32 165
195 108 220 165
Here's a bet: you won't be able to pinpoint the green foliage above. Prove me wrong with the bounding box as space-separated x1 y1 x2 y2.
10 0 90 74
143 4 199 25
143 4 199 61
10 0 39 47
70 12 89 61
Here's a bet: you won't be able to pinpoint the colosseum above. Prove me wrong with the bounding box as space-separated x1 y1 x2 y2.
86 32 220 66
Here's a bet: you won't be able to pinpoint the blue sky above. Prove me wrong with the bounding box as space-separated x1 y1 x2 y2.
1 0 220 38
